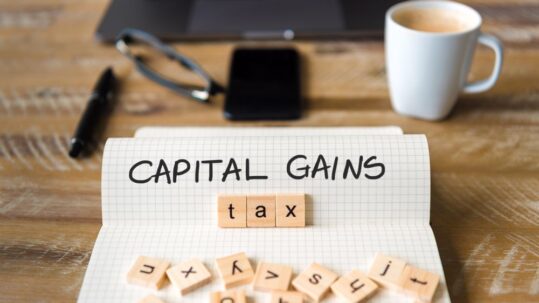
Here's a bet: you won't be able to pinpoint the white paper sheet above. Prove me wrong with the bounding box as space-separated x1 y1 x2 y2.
78 129 450 303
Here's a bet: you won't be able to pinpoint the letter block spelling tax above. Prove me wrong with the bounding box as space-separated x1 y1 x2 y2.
292 263 339 302
216 252 255 289
253 262 293 292
399 265 440 303
127 256 170 290
166 259 212 295
218 195 247 228
368 253 406 290
276 194 305 227
331 270 378 303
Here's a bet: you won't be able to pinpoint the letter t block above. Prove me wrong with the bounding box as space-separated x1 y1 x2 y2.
218 194 247 228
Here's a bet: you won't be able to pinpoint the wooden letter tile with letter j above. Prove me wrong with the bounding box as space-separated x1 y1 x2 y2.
367 253 406 290
127 256 170 290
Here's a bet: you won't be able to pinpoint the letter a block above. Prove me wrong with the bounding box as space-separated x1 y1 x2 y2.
210 289 247 303
270 291 304 303
367 253 406 290
127 256 170 290
331 270 378 303
276 194 305 227
292 263 339 302
216 252 254 289
399 265 440 303
218 194 247 228
166 259 212 295
247 195 276 227
253 262 293 292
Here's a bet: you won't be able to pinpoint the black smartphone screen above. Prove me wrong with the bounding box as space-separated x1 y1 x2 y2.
224 48 301 120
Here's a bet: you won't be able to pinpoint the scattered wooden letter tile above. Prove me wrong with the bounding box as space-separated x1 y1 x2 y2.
399 265 440 303
127 256 170 290
138 294 165 303
247 195 276 227
292 263 339 302
276 194 306 227
215 252 254 289
330 270 378 303
218 194 247 228
166 258 212 295
210 289 247 303
253 262 294 292
367 253 406 289
270 291 304 303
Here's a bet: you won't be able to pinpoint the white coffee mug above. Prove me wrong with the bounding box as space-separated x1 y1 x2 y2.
385 0 503 120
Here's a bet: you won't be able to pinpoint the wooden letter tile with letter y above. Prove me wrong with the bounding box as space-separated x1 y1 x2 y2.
216 252 254 289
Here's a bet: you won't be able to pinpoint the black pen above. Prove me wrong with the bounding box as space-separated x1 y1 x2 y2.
69 67 116 158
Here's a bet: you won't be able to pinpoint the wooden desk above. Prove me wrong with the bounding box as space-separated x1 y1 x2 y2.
0 0 537 302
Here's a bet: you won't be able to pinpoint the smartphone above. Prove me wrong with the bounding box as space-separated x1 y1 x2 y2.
224 48 301 120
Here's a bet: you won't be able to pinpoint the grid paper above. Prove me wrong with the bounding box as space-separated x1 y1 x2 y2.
78 129 449 303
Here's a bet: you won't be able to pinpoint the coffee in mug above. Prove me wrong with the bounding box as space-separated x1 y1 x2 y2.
385 1 503 120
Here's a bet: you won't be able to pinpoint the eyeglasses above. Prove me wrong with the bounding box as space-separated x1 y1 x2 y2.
115 28 224 103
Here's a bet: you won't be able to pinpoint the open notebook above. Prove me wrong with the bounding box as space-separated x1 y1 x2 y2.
78 127 450 303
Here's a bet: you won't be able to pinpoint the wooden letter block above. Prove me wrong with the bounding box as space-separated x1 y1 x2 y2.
166 259 212 295
367 253 406 290
138 295 165 303
399 265 440 303
276 194 305 227
270 291 304 303
330 270 378 303
127 256 170 290
253 262 293 292
210 289 246 303
215 252 254 289
247 195 276 227
292 263 339 302
218 194 247 228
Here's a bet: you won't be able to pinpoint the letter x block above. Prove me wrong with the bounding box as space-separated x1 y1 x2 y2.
399 265 440 303
210 289 247 303
331 270 378 303
253 262 293 292
270 291 304 303
216 252 254 289
276 194 305 227
367 253 406 290
292 263 339 302
127 256 170 290
218 194 247 228
166 259 212 295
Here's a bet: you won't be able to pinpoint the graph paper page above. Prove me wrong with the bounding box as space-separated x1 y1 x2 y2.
78 134 450 303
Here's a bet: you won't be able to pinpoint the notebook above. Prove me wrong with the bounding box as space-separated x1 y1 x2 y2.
78 127 450 303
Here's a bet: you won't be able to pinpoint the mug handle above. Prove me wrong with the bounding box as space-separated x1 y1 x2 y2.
463 33 504 94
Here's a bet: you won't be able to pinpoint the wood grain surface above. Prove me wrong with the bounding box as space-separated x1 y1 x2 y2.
0 0 538 302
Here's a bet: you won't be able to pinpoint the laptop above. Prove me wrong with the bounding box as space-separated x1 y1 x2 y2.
96 0 401 42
